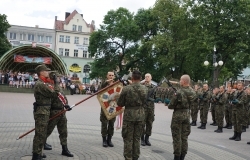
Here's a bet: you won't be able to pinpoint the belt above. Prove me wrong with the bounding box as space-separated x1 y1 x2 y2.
174 109 189 112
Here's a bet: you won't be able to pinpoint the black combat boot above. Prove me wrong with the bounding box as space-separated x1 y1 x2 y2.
197 123 203 129
210 121 216 125
62 145 74 157
107 134 114 147
235 132 241 141
246 125 249 129
216 127 223 133
180 154 186 160
145 135 151 146
44 142 52 150
141 135 146 146
102 136 108 147
214 127 219 132
42 153 46 158
229 131 237 140
191 121 197 126
223 123 229 128
247 141 250 145
213 122 217 126
200 123 206 129
32 153 43 160
173 155 181 160
227 124 232 129
242 126 246 132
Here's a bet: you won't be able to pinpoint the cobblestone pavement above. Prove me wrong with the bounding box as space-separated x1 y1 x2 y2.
1 92 250 160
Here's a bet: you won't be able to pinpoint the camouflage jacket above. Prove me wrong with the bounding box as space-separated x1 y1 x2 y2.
142 83 155 108
168 86 196 110
232 90 248 110
51 84 68 109
117 82 147 121
214 92 227 106
34 78 59 115
199 89 212 106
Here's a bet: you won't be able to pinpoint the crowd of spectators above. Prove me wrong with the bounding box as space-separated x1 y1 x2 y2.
0 69 101 95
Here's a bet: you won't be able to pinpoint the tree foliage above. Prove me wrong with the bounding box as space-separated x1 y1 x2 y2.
0 14 11 58
89 0 250 85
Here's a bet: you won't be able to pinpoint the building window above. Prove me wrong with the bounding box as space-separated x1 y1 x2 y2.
83 51 87 58
20 34 25 40
38 35 44 42
45 36 52 43
59 48 64 56
65 49 69 56
28 34 34 41
72 25 77 31
74 50 78 57
83 38 88 45
78 25 82 32
74 37 79 44
10 33 16 39
59 35 64 42
65 36 70 43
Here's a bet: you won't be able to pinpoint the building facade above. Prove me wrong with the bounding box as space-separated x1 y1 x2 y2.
6 25 55 50
54 10 95 83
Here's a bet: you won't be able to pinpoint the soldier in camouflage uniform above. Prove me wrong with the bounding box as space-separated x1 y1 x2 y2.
141 73 156 146
44 71 73 157
155 87 162 103
165 75 196 160
117 70 147 160
32 64 59 160
224 86 234 129
241 87 249 132
197 84 212 130
213 85 227 133
100 71 116 147
229 82 248 141
210 88 219 126
190 85 199 126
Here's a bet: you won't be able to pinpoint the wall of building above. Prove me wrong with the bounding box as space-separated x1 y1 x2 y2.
6 25 55 50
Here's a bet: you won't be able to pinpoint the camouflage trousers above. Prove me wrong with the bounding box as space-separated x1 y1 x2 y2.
242 107 249 127
122 120 143 160
32 113 49 155
47 110 68 145
215 105 224 128
100 109 116 136
224 105 232 125
190 103 198 121
142 107 155 136
232 108 243 133
200 104 210 124
210 105 216 122
171 110 191 156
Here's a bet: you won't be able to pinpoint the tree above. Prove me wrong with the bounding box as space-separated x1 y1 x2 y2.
0 14 11 58
184 0 250 86
88 7 141 78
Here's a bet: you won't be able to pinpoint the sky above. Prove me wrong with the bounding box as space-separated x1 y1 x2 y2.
0 0 155 29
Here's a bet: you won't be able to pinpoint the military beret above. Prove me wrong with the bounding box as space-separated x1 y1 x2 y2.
35 64 51 73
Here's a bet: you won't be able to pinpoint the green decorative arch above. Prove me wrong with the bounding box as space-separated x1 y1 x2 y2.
0 44 69 75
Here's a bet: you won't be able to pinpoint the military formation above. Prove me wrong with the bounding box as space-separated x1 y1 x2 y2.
30 64 250 160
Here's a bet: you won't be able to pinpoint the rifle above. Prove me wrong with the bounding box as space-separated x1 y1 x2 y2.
164 77 177 93
114 71 131 86
145 78 166 103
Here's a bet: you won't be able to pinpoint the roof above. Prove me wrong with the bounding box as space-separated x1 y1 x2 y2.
54 10 95 32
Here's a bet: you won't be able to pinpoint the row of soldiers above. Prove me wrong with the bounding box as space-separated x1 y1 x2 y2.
155 81 250 143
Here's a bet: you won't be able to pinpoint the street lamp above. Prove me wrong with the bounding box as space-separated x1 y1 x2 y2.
83 65 90 84
204 46 223 87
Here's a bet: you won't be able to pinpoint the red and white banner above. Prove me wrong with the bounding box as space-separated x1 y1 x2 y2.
14 55 52 64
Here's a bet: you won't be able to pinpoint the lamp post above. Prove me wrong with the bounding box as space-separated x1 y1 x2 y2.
83 65 90 84
204 46 223 87
170 67 175 78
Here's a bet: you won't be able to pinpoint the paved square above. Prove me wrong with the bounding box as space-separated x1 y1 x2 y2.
0 92 250 160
